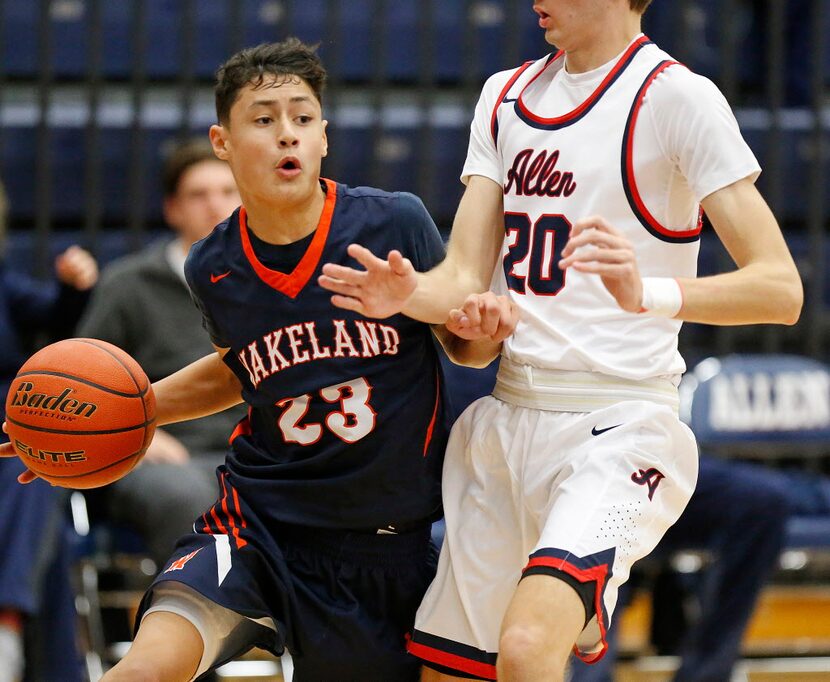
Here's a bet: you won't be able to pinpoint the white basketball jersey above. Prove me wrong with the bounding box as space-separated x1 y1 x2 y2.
467 36 757 382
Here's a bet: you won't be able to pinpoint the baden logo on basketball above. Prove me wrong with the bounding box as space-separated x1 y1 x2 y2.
10 382 98 419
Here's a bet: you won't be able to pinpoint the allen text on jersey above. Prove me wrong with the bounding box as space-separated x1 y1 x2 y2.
504 149 577 198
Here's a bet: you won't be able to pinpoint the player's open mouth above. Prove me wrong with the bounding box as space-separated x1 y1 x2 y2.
276 157 302 176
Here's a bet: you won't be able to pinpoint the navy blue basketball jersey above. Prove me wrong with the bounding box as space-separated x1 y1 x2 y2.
185 180 448 530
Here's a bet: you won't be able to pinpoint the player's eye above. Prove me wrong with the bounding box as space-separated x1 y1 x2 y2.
296 115 312 124
255 116 273 125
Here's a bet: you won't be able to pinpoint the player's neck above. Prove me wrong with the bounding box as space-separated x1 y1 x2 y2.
244 183 327 245
563 21 641 74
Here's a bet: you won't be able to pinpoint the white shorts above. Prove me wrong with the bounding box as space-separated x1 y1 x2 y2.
409 395 698 679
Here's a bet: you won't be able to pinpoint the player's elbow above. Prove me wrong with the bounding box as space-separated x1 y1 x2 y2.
777 270 803 326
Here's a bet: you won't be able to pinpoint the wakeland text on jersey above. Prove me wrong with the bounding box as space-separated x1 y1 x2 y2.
238 318 401 388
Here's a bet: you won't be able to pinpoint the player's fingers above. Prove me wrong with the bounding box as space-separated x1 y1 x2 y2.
18 470 37 484
317 275 363 299
562 229 626 258
459 298 483 329
0 441 16 457
569 261 631 277
320 262 367 283
477 298 504 337
560 247 632 269
387 251 415 278
495 301 521 342
346 244 388 272
329 294 366 314
571 215 619 235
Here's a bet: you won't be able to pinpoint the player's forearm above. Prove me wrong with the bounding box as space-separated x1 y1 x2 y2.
402 177 505 323
152 353 244 426
403 261 488 324
675 262 802 325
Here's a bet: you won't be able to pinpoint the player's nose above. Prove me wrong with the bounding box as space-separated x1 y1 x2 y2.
277 124 299 147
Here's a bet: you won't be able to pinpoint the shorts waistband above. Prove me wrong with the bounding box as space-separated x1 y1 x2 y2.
493 357 679 414
274 521 433 563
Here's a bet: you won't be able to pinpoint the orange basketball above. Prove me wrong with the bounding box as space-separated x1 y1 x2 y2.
4 338 156 489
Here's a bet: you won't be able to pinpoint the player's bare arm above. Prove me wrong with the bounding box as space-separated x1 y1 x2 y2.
152 346 244 426
676 177 802 325
432 292 520 368
559 177 802 325
320 175 505 323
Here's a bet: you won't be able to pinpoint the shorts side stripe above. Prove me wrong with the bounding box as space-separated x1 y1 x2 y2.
522 547 615 664
408 630 497 681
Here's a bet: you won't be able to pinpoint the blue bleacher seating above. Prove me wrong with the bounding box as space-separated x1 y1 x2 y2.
680 354 830 552
681 354 830 453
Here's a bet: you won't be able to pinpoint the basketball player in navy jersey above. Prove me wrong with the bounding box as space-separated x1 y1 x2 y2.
320 1 803 680
4 39 448 681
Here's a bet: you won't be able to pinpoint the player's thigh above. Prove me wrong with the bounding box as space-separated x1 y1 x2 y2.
422 667 487 682
103 611 202 682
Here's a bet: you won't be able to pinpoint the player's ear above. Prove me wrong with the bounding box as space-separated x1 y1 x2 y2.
321 119 328 158
209 124 230 161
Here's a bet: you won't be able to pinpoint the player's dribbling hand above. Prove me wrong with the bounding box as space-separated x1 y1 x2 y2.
319 245 417 318
55 245 98 292
559 215 643 313
447 292 519 342
0 423 37 484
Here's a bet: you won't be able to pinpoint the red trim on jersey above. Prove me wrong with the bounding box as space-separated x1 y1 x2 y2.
523 555 611 663
238 178 337 298
490 61 536 145
231 485 248 530
406 639 497 680
516 36 650 126
423 370 440 457
209 505 229 536
624 62 702 240
220 472 248 549
229 414 252 445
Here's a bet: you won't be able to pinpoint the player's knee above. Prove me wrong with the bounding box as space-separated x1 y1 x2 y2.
499 622 567 671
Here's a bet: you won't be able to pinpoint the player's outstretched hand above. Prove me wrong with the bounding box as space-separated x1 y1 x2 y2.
0 423 37 484
559 215 643 313
319 245 417 318
55 245 98 291
447 292 519 343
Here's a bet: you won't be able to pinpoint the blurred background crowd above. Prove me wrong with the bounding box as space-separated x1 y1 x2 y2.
0 1 829 681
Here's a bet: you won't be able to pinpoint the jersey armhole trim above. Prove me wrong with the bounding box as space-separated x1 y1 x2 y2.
622 61 702 243
490 61 537 147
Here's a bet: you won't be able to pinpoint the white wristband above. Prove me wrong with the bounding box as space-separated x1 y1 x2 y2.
639 277 683 318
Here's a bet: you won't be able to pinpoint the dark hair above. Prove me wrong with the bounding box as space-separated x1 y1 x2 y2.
162 140 223 197
214 38 327 125
630 0 653 12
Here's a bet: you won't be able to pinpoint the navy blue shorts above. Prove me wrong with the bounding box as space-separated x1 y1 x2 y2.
136 470 438 681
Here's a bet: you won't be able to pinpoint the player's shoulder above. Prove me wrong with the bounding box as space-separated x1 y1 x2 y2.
644 42 727 107
482 56 548 96
337 183 429 224
185 210 239 278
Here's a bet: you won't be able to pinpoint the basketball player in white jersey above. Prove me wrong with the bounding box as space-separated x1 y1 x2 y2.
320 1 803 679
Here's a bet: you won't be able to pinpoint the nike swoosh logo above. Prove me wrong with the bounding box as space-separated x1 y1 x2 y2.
503 97 518 103
210 270 231 284
591 424 622 436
